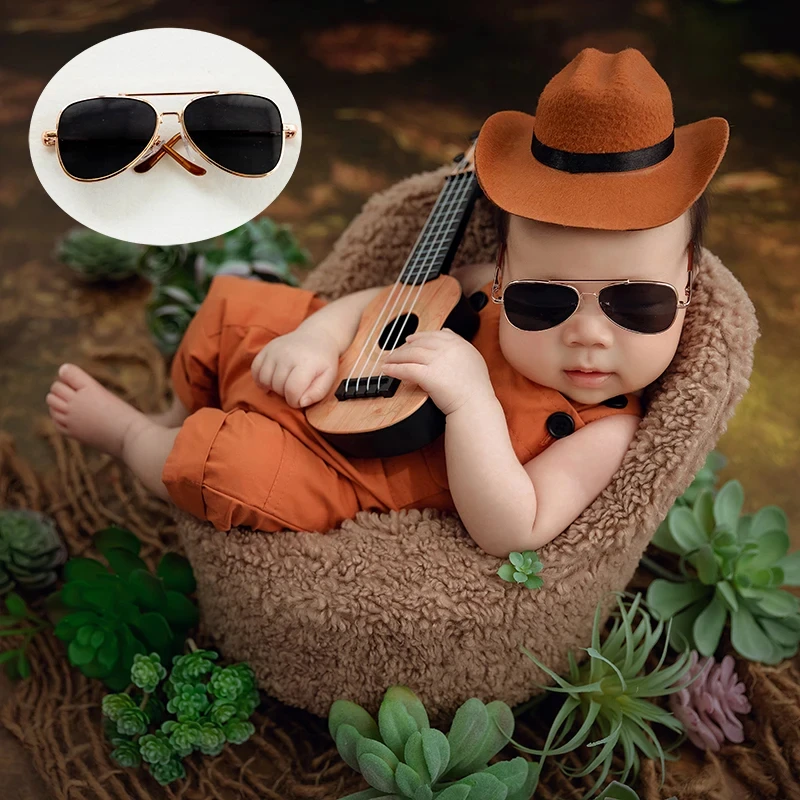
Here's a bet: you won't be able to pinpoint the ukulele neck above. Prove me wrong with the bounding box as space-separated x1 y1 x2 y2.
398 170 480 287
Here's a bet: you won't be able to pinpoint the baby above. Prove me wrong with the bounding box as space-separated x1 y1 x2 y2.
45 47 727 558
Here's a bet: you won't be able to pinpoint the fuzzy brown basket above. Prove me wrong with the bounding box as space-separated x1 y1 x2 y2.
175 164 759 727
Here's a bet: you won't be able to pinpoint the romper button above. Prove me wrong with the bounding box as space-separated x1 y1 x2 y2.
602 395 628 409
546 411 575 439
469 290 488 311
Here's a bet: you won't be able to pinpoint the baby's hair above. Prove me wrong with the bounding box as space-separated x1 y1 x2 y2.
491 192 709 257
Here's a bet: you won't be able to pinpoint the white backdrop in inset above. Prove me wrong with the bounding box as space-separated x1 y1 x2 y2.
29 27 302 245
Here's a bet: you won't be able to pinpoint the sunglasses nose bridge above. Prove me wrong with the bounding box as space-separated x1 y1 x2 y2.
569 287 605 318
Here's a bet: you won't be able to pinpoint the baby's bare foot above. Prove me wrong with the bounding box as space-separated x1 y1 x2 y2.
46 364 149 459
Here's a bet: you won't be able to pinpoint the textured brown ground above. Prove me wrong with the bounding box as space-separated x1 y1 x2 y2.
1 1 798 798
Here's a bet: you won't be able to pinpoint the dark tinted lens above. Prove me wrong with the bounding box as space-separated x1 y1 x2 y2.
503 282 578 331
57 98 157 180
183 94 283 176
601 282 677 334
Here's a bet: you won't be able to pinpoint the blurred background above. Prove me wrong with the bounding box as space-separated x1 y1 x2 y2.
0 0 797 796
0 0 800 512
2 0 797 524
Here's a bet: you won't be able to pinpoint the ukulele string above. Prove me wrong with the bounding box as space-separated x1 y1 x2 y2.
343 164 470 394
342 178 456 395
370 172 474 383
347 167 474 393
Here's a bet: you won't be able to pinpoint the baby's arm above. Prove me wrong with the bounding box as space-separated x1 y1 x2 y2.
520 414 641 548
297 285 386 354
445 398 640 557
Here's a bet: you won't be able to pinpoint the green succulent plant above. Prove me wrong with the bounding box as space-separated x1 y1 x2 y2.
145 283 204 356
674 450 727 508
144 218 307 355
55 227 143 282
0 509 67 595
138 242 194 284
55 218 310 355
640 451 727 582
193 217 308 284
594 782 676 800
49 525 199 690
646 479 800 664
329 685 540 800
507 592 694 800
497 550 543 590
102 642 259 785
0 591 49 679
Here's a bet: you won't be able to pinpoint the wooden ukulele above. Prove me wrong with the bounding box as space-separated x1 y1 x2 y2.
305 135 483 459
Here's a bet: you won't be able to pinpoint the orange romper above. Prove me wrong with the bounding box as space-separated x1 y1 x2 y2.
162 275 644 533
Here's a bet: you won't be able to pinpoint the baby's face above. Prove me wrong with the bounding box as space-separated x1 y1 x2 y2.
497 212 693 404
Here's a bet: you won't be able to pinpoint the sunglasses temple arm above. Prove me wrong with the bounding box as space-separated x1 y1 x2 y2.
133 132 207 176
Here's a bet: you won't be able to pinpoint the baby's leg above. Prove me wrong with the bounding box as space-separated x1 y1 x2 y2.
147 395 190 428
46 364 178 501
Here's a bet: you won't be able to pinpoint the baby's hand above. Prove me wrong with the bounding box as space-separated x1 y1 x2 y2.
250 329 340 409
382 328 495 416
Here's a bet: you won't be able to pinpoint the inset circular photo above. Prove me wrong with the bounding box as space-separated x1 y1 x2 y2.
29 27 302 245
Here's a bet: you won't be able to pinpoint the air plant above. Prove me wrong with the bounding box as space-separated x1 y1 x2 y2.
506 592 696 800
646 479 800 664
594 782 676 800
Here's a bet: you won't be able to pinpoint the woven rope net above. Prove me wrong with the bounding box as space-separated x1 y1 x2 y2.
1 350 799 800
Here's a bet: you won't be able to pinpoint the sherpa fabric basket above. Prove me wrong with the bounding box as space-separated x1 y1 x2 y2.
175 164 758 725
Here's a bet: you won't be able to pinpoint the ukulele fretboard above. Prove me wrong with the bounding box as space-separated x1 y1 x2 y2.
398 170 479 285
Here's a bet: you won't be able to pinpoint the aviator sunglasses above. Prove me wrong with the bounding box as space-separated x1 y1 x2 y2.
42 90 297 181
491 240 694 335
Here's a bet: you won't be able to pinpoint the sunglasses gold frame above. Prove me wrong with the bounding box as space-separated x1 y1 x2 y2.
42 90 298 182
491 240 694 334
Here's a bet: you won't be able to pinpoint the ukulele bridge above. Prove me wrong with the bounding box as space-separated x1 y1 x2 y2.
334 375 401 400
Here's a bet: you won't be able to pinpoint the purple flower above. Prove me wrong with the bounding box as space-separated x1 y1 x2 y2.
669 650 751 750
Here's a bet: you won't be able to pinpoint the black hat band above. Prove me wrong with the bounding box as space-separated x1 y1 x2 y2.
531 129 675 174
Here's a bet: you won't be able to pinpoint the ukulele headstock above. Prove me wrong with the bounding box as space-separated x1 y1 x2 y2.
451 130 479 174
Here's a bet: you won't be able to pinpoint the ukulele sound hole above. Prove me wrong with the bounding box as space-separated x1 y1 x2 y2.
378 313 419 350
332 314 419 402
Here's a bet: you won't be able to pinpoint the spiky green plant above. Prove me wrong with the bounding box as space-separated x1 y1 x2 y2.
506 592 695 800
595 782 676 800
646 479 800 664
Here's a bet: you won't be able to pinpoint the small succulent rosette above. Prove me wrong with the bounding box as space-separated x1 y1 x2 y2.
497 550 543 590
0 509 67 594
669 650 751 750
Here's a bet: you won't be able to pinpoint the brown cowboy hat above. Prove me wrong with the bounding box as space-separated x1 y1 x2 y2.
474 47 729 230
